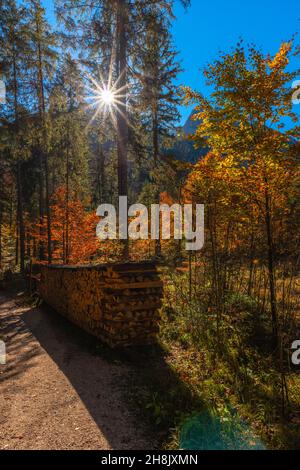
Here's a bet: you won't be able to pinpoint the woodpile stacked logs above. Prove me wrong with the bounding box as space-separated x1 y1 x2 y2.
38 262 163 348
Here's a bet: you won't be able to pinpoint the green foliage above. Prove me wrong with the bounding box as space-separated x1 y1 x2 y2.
157 268 300 449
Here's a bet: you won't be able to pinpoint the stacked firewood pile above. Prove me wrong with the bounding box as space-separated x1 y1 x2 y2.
38 262 163 347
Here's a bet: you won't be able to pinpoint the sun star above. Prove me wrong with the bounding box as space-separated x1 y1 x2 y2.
101 87 115 105
85 69 129 130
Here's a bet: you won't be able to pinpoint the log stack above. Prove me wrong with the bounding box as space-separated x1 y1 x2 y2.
38 262 163 347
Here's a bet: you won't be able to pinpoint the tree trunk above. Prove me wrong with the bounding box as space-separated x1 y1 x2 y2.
97 142 105 204
153 109 159 168
248 223 255 296
16 160 25 273
65 146 70 264
264 187 278 342
15 203 19 267
36 8 52 264
0 210 2 270
208 201 221 343
116 0 128 198
45 154 52 263
152 109 161 257
38 149 45 260
12 51 25 273
116 0 128 259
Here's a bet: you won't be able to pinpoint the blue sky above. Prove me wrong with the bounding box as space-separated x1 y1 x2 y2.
42 0 300 125
172 0 300 123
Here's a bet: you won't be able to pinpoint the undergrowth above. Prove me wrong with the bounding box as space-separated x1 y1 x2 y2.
129 268 300 450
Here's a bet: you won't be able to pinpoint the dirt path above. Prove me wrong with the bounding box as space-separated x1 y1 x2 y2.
0 293 153 450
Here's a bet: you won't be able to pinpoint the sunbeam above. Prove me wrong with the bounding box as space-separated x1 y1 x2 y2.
85 69 130 131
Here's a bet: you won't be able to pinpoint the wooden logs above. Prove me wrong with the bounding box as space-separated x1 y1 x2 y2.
38 262 163 348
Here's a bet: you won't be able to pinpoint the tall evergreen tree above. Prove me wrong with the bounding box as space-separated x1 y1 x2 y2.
55 0 190 198
27 0 57 263
134 12 181 167
48 55 90 263
0 0 30 272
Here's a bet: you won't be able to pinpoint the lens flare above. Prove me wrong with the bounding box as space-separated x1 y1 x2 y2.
101 88 115 105
85 69 129 130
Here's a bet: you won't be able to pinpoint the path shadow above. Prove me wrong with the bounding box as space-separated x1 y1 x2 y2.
0 296 42 385
20 301 202 449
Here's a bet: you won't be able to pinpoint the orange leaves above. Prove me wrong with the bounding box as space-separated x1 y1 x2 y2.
51 186 99 264
31 186 99 265
160 191 175 205
268 42 292 71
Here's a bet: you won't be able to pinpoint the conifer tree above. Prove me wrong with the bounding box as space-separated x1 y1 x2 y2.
48 55 90 263
27 0 57 263
0 0 30 272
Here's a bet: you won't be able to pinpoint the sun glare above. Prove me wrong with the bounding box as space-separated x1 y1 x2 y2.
101 88 115 105
85 69 129 130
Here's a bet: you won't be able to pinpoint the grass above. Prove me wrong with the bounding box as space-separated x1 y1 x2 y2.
122 267 300 450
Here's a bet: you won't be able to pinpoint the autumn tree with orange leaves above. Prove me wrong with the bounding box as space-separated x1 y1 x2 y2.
183 41 300 342
30 187 99 265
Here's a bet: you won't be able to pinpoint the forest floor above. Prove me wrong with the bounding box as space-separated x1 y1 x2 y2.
0 292 155 450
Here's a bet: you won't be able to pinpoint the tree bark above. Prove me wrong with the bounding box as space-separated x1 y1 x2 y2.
116 0 128 198
35 7 52 264
65 145 70 264
16 160 25 272
264 186 278 342
12 51 25 273
38 148 45 260
152 109 161 257
0 210 2 270
116 0 128 259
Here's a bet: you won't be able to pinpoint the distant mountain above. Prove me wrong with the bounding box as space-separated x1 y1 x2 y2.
164 111 299 164
181 110 201 137
164 110 209 163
